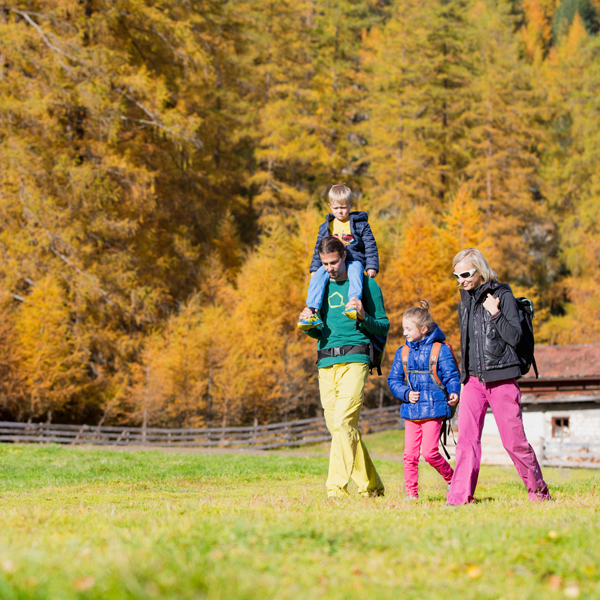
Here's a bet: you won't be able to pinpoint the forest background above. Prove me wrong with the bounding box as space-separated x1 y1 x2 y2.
0 0 599 428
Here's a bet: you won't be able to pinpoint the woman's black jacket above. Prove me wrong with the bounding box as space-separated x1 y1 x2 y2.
458 281 522 384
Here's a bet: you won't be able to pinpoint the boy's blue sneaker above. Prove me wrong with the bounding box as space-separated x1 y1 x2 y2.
298 312 323 331
343 308 358 320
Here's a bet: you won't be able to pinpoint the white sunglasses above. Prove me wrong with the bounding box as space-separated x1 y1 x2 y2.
453 268 477 280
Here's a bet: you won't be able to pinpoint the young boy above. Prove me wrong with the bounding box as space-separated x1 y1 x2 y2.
298 184 380 331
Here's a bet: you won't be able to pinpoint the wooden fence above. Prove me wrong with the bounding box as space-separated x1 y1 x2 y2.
0 405 403 451
2 409 598 468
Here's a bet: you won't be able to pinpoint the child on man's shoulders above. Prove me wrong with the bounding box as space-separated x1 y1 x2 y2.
298 184 379 331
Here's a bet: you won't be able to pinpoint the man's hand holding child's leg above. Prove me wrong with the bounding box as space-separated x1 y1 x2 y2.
298 307 323 331
343 297 365 321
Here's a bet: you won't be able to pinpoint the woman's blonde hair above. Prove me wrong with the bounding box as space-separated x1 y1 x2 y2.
403 300 433 331
452 248 498 283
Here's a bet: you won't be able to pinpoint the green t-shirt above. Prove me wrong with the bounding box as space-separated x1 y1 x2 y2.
305 276 390 368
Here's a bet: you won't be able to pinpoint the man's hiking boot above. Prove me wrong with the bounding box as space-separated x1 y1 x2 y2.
298 311 323 331
342 308 358 320
359 489 385 498
327 486 349 498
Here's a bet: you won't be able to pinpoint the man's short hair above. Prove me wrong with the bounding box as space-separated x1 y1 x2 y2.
318 236 346 258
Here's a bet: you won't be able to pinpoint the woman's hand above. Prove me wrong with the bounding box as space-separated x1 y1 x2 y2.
448 393 459 406
483 293 500 316
408 391 420 403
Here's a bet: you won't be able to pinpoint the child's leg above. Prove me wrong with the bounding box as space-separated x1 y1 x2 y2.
403 420 423 498
305 266 330 311
421 418 454 484
346 260 364 301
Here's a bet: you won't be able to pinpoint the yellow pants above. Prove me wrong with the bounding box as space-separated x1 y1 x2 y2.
318 362 384 497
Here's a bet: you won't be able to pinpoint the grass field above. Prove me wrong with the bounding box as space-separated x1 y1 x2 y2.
0 432 599 600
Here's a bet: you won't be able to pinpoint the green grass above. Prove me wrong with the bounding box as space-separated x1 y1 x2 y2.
0 435 599 599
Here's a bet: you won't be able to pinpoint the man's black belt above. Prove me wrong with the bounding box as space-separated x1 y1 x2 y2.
317 344 370 361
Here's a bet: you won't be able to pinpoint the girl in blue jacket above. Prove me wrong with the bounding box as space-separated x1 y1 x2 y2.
388 301 460 500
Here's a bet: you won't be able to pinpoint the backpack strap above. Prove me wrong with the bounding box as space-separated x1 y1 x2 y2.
439 418 456 461
445 342 458 366
429 342 445 391
532 354 539 379
429 341 460 390
401 345 413 391
430 342 460 458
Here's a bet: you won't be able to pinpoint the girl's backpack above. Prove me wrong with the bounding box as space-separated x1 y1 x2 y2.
401 341 459 458
400 341 459 412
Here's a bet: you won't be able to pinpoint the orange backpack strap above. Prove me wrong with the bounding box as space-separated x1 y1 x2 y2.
430 342 443 388
401 345 412 391
445 342 460 375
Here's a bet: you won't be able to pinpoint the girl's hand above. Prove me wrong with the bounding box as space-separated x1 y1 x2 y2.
483 293 500 316
366 269 377 278
408 391 420 403
448 393 459 406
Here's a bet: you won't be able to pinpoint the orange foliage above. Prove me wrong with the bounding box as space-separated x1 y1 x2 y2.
0 0 596 427
521 0 554 62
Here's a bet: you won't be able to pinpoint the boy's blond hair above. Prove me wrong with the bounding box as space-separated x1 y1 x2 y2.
328 184 353 206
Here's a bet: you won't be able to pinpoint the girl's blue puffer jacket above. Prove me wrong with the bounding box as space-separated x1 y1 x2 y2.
309 211 379 273
388 324 461 421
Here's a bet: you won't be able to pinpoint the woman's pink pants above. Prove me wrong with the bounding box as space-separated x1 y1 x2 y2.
447 377 550 505
404 418 453 498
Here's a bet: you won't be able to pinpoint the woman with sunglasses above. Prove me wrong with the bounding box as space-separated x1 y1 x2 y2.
446 248 550 505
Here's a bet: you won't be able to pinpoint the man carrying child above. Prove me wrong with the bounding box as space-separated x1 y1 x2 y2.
298 236 388 498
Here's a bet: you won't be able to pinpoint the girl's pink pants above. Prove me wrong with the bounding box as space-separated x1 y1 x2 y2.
404 418 453 498
447 377 550 505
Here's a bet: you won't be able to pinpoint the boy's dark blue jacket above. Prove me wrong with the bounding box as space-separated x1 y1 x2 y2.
388 324 461 421
309 211 379 273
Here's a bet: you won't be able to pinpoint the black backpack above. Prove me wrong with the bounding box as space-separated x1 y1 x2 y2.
368 334 387 376
514 297 539 379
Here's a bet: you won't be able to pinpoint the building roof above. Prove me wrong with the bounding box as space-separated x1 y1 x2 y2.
524 344 600 379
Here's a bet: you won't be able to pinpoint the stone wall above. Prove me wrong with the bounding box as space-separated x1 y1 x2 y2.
482 408 600 444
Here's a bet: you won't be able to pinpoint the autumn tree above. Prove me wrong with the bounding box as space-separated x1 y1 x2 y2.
464 0 554 286
538 17 600 342
0 0 254 420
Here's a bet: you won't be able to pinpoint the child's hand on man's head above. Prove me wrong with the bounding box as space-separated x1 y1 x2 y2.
448 393 459 406
366 269 377 278
408 391 420 403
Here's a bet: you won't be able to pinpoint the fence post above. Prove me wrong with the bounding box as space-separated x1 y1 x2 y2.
251 416 258 447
